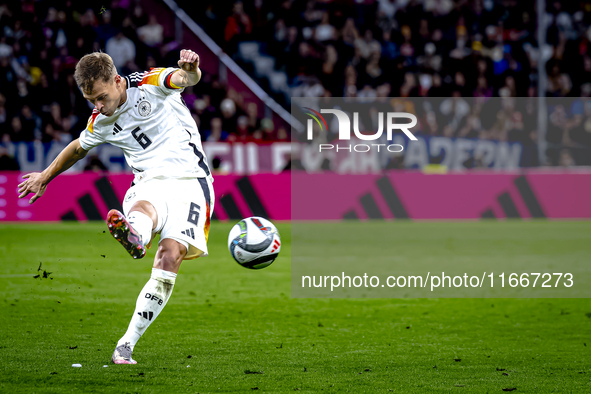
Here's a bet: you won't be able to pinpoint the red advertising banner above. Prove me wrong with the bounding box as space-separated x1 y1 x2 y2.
292 171 591 220
0 173 290 222
1 170 590 222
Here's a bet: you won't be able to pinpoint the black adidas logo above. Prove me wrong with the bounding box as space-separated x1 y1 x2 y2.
218 176 268 221
137 311 154 321
343 176 408 220
342 175 546 220
60 177 123 221
113 123 122 135
181 228 195 239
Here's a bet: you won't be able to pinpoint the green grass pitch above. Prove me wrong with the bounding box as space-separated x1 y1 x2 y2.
0 221 590 393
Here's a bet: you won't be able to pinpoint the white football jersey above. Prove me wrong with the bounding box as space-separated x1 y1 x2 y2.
79 67 211 180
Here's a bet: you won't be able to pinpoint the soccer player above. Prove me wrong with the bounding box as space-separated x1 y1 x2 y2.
17 50 214 364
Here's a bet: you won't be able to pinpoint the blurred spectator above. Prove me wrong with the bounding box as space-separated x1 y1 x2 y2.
341 17 359 48
0 145 19 171
355 29 381 62
45 103 64 136
246 102 261 134
0 37 12 58
399 72 418 97
276 126 288 141
440 93 470 137
58 74 88 122
559 148 575 167
95 10 118 47
137 15 164 48
229 115 254 142
131 4 149 28
15 78 30 111
220 97 238 134
570 99 591 148
381 29 399 64
193 95 217 133
106 31 136 70
320 45 342 97
19 105 41 141
0 94 7 137
314 13 335 43
204 117 229 142
546 59 572 97
547 104 568 145
9 116 27 142
261 118 275 141
287 41 322 80
474 76 493 98
224 1 252 52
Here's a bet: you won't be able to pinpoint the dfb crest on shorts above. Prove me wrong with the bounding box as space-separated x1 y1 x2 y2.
137 98 152 117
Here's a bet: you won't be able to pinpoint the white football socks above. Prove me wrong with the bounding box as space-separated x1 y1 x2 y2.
127 211 153 247
117 268 177 351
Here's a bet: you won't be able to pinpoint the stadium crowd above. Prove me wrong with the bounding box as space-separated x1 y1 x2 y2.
0 0 284 155
0 0 590 167
196 0 591 99
189 0 591 166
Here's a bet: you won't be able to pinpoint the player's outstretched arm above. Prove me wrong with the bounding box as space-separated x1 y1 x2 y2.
18 139 89 204
172 49 202 87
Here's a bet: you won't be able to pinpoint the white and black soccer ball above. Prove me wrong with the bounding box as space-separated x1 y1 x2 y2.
227 217 281 270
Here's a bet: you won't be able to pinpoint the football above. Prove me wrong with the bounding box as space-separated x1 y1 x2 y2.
227 217 281 270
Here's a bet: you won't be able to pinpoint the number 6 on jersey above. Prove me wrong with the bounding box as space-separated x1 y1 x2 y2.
131 126 152 149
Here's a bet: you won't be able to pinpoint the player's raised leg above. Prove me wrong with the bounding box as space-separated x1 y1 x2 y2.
107 201 157 259
112 238 186 364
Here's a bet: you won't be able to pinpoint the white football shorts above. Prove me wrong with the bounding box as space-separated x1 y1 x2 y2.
122 176 215 259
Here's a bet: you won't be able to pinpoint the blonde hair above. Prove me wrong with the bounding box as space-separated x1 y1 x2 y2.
74 52 117 94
